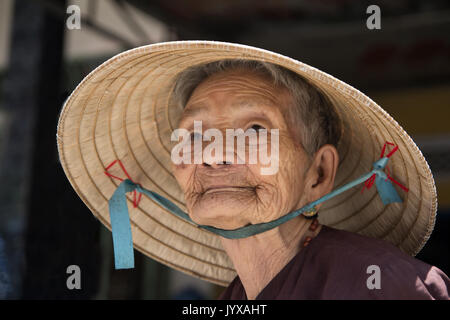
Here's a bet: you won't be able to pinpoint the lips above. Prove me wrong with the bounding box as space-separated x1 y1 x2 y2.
204 185 253 194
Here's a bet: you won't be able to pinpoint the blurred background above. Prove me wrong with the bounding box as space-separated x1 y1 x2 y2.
0 0 448 299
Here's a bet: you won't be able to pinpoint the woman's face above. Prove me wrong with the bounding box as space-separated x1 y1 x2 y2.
172 70 313 230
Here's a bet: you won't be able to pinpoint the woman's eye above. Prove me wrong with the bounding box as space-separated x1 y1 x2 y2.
250 124 265 131
190 132 202 141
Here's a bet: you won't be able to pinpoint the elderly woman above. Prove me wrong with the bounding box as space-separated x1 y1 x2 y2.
57 41 449 300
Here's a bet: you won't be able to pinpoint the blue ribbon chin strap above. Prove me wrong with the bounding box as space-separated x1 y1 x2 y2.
108 155 406 269
108 180 136 269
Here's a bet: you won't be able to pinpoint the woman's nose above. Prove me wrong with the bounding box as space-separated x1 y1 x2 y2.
203 160 233 168
202 149 240 167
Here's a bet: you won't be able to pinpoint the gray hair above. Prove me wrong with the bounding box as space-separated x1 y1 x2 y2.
172 59 341 157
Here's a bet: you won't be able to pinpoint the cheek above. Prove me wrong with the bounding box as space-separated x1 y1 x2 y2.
172 163 195 191
277 139 308 194
249 134 306 189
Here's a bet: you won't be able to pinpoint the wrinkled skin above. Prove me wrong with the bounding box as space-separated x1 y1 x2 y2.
173 70 320 230
172 69 339 300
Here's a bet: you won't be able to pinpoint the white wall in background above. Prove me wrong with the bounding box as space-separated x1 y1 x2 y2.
65 0 172 61
0 0 172 69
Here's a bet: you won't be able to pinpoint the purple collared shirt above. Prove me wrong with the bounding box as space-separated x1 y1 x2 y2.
219 226 449 300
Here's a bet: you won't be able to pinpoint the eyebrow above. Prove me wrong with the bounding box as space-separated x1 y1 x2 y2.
181 99 269 119
181 105 209 118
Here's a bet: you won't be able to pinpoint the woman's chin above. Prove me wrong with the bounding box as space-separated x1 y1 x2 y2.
189 201 250 230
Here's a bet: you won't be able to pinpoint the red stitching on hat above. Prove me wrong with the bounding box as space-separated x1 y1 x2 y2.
104 160 142 207
362 142 409 194
386 166 409 192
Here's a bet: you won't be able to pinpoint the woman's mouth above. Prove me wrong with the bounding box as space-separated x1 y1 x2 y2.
203 185 254 194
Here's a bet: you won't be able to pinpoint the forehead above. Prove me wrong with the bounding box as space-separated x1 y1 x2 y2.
182 70 292 117
190 70 281 101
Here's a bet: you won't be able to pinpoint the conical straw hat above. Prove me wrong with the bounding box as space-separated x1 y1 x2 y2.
56 40 437 287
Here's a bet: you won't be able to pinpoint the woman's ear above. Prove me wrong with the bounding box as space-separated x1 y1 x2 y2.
305 144 339 203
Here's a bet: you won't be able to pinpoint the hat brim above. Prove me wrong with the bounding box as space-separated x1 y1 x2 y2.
57 41 437 286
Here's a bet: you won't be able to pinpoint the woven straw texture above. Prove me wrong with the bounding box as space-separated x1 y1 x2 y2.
57 41 437 286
